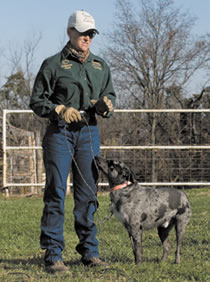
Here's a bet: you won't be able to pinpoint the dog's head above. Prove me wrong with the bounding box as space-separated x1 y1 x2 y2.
95 156 136 188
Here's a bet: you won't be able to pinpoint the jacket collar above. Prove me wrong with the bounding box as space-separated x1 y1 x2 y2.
61 41 92 62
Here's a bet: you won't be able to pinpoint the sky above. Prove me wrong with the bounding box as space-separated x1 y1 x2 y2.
0 0 210 87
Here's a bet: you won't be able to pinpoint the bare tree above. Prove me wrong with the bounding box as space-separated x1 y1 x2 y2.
0 32 43 158
7 32 42 96
0 32 42 125
103 0 210 181
105 0 210 108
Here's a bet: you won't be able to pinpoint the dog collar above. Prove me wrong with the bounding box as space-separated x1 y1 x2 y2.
111 181 132 191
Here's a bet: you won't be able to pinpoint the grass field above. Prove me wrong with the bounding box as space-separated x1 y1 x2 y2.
0 187 209 282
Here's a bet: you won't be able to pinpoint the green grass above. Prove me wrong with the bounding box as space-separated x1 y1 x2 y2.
0 188 210 281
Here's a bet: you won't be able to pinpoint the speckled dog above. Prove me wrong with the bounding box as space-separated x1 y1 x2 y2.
95 156 192 265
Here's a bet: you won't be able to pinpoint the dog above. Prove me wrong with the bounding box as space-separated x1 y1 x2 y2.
95 156 192 265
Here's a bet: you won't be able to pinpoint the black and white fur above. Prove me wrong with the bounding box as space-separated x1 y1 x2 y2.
95 156 192 265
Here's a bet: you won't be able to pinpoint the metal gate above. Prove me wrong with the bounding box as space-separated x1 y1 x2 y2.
2 109 210 196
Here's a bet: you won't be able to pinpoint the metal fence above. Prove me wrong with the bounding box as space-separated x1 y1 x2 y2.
2 109 210 196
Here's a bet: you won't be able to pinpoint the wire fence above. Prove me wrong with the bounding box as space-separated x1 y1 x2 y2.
2 109 210 195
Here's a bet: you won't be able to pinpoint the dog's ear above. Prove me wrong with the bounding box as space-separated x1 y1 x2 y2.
122 164 136 183
128 168 137 183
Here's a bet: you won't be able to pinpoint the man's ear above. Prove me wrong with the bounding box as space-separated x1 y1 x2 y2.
67 28 71 37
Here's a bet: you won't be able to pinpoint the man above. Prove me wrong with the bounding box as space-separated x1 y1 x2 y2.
30 10 116 273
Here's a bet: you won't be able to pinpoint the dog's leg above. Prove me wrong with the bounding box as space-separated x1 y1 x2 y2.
175 220 185 264
175 205 191 264
157 219 175 262
130 229 143 265
174 218 188 264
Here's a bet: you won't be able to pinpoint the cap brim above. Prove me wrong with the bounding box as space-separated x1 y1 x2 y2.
74 25 99 34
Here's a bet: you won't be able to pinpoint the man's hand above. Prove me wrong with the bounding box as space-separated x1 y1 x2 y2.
90 96 114 116
55 105 82 123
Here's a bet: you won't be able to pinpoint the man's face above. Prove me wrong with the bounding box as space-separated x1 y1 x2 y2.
68 28 94 52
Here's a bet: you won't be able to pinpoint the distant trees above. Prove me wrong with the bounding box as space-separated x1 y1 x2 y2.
0 32 43 137
104 0 210 109
0 32 41 112
101 0 210 182
0 71 29 111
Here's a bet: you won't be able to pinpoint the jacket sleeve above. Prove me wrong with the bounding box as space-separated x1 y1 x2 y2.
99 63 116 118
29 60 58 119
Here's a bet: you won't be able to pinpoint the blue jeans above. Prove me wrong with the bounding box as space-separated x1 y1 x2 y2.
40 122 100 263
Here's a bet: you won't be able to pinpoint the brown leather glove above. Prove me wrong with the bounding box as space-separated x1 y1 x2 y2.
55 105 82 123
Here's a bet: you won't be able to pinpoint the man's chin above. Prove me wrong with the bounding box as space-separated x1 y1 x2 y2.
80 47 89 52
78 44 89 52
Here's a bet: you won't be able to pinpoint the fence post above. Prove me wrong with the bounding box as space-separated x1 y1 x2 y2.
2 110 9 196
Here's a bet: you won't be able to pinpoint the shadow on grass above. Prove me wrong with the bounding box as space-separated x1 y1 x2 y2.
1 257 43 269
0 257 129 281
0 256 83 269
0 254 161 279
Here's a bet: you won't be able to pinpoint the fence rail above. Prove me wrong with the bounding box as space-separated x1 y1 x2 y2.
2 109 210 195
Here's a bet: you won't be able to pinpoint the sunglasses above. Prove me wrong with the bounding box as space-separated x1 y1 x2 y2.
73 28 96 39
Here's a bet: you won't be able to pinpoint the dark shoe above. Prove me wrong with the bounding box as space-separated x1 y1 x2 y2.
45 260 69 273
81 257 109 268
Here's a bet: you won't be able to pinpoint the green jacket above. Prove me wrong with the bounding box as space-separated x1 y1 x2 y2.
30 42 116 120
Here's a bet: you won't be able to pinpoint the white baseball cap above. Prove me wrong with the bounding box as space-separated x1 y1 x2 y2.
67 10 99 34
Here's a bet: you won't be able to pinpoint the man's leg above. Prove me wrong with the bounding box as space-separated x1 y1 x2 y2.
40 124 72 264
72 125 100 261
